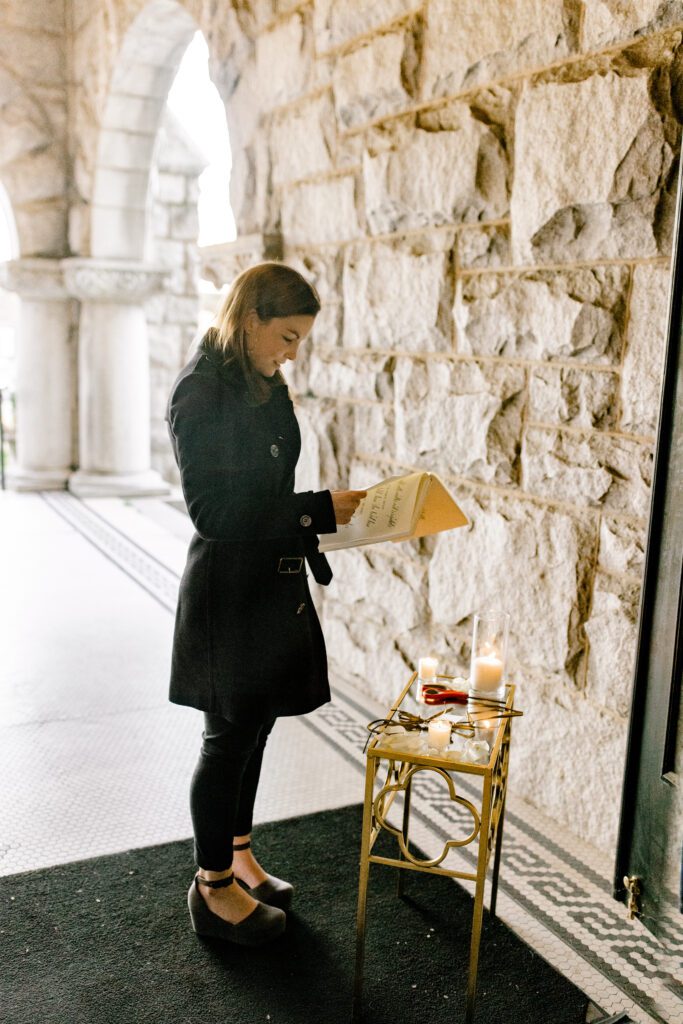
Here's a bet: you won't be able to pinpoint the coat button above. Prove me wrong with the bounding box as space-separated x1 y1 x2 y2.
297 603 306 615
270 444 279 457
300 514 312 527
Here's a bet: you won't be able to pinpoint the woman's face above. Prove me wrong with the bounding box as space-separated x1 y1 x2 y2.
245 311 316 377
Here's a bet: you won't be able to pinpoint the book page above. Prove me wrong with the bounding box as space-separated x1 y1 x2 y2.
410 474 469 538
318 472 424 552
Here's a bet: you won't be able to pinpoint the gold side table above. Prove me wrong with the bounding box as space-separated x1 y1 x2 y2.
352 673 516 1024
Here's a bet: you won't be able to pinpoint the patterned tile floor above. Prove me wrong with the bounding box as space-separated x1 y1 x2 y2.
1 490 680 1024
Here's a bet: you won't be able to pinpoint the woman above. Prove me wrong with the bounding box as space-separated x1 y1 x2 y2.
166 262 365 946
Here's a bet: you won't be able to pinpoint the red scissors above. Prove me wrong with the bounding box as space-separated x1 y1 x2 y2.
421 684 468 705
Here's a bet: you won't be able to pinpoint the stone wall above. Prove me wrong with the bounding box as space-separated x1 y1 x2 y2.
0 0 68 256
217 0 682 856
56 0 683 854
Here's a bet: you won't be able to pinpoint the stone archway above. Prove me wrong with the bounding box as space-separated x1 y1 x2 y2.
65 0 204 497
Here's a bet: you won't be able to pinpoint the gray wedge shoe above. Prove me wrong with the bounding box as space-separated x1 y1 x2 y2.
187 873 286 945
233 840 295 912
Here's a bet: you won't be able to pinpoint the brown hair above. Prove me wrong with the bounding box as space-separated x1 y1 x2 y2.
204 261 320 404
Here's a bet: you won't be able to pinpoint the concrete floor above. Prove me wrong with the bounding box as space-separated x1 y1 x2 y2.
0 489 679 1024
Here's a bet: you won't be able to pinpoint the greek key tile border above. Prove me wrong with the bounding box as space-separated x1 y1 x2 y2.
40 493 683 1024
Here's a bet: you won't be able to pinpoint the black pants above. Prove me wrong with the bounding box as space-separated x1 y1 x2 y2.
190 712 276 871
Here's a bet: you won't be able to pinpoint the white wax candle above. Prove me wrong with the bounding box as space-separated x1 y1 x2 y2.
472 654 503 691
427 718 451 751
418 656 438 680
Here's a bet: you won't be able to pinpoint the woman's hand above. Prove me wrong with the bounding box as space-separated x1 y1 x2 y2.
330 489 367 525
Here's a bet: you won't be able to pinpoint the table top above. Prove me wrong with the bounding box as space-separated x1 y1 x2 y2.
366 672 516 777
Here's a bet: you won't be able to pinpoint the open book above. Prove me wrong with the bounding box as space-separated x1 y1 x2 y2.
318 471 468 552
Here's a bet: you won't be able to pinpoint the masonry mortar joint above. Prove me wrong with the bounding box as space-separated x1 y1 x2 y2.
313 5 425 62
334 21 683 142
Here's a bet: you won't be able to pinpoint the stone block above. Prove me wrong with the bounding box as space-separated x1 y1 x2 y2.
170 206 199 241
323 607 416 705
151 238 186 270
457 226 511 269
394 358 525 485
511 72 672 263
353 400 395 457
281 176 359 246
363 115 508 234
165 295 200 324
156 172 186 204
150 201 169 238
421 0 580 98
255 12 312 109
585 575 640 716
598 516 647 578
283 251 343 303
0 27 64 86
93 167 150 211
97 129 157 172
90 200 146 260
1 150 67 204
582 1 683 50
621 264 670 437
528 366 620 431
4 0 65 32
299 397 357 486
522 427 653 517
270 93 335 186
314 0 418 52
14 205 67 258
332 30 411 130
327 545 427 633
103 94 162 135
342 239 453 352
456 267 629 364
307 351 395 401
428 492 594 678
509 681 628 854
293 399 321 492
0 78 53 166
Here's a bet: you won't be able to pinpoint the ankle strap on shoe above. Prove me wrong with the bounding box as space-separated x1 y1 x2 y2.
233 840 251 851
196 872 234 889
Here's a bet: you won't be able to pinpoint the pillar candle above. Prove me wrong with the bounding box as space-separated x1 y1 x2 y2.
472 654 503 691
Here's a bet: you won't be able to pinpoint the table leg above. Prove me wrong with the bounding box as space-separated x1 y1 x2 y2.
352 758 377 1022
488 789 507 920
466 775 492 1024
397 771 412 897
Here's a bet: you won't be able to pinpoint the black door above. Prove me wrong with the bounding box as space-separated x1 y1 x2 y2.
614 151 683 943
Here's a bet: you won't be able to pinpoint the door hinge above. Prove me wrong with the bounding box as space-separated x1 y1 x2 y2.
623 875 641 919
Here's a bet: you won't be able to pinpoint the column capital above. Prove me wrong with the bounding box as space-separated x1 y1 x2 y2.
62 258 167 303
0 258 68 300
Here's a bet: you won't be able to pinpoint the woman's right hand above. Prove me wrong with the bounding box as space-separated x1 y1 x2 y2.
330 489 367 525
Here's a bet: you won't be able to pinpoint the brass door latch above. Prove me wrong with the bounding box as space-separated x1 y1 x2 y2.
623 875 641 919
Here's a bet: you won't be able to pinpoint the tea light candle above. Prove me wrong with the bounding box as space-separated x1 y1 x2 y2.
472 654 503 692
427 718 451 751
418 656 438 680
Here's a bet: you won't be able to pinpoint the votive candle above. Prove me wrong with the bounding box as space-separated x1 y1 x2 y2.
427 718 451 751
418 656 438 680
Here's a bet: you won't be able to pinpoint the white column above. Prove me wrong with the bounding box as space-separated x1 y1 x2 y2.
0 259 74 490
63 258 169 497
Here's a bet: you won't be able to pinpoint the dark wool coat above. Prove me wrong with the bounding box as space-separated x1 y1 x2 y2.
166 338 337 721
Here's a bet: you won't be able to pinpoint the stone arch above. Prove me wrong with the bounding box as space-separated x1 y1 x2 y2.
0 66 65 258
90 0 202 260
